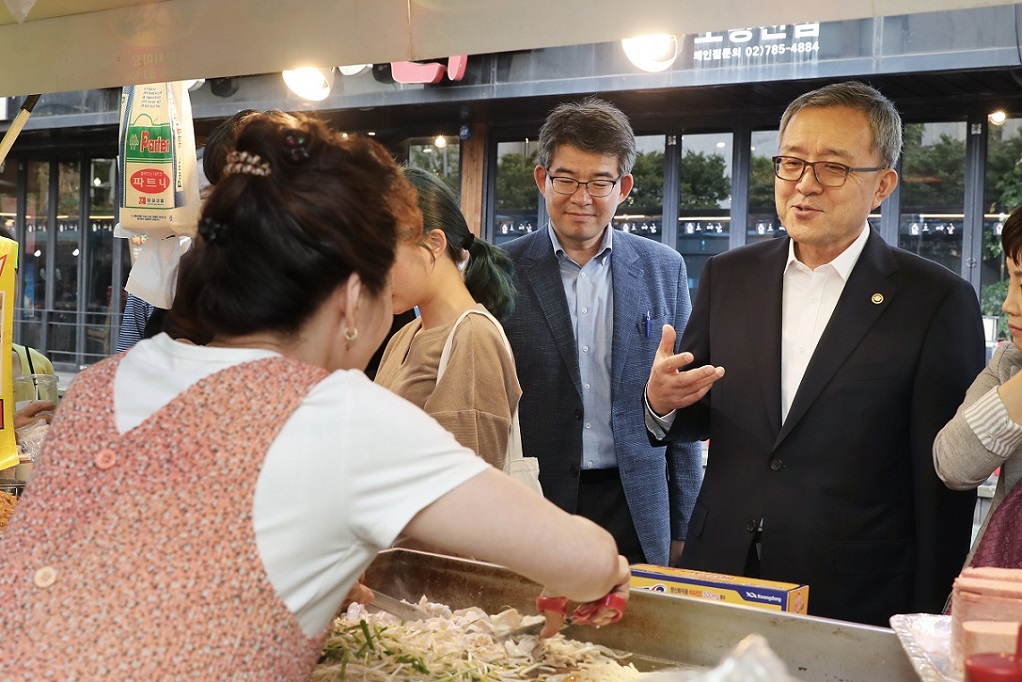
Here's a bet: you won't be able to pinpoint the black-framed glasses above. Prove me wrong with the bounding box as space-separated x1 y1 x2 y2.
546 172 621 198
771 155 886 188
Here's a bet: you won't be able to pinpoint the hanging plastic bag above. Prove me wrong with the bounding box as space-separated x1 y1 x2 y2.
116 81 200 240
124 234 192 309
16 419 47 463
116 81 199 307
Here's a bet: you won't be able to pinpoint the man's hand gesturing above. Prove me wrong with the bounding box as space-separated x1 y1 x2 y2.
646 324 724 417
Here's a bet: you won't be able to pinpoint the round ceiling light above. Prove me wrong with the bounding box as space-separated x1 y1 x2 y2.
622 34 679 73
989 110 1008 126
338 64 370 76
283 67 335 101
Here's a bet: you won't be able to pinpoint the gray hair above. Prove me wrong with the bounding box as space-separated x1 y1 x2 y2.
778 81 903 168
537 96 637 176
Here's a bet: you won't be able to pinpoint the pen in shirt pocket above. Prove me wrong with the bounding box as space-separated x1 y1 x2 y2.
644 310 651 338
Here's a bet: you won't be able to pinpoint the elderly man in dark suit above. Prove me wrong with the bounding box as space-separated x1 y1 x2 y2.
502 97 702 567
645 80 985 625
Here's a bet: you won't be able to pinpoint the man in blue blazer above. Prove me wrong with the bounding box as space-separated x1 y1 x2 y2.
645 81 984 625
502 97 702 567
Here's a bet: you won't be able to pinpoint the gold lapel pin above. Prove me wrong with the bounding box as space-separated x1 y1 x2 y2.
871 293 884 305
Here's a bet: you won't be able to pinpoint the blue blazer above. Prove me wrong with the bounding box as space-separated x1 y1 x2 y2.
664 228 984 624
502 227 703 566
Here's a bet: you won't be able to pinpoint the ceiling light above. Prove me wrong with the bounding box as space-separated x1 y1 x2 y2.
434 135 448 149
338 64 370 76
989 110 1008 126
282 67 335 101
622 34 679 73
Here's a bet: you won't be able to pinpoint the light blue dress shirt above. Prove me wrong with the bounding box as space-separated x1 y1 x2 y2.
548 224 616 469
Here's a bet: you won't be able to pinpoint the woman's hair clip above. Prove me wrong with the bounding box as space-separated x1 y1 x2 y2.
461 232 475 251
223 150 271 177
284 133 310 162
199 217 230 244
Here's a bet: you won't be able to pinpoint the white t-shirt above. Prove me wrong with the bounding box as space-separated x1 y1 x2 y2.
114 334 489 636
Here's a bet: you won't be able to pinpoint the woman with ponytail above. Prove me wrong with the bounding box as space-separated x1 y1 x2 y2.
375 168 521 469
0 116 628 679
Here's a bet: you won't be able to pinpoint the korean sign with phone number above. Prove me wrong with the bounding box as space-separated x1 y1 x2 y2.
692 23 820 64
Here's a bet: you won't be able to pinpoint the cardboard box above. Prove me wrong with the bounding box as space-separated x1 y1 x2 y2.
630 564 809 614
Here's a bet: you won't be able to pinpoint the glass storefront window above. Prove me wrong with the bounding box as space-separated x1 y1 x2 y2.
13 158 121 369
898 121 966 274
0 160 14 237
48 161 81 366
748 130 782 244
616 135 665 241
21 161 48 351
0 160 14 357
677 132 732 295
85 158 119 362
407 137 461 193
981 118 1022 341
493 139 539 247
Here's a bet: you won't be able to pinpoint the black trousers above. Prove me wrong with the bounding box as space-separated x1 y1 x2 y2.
576 467 644 564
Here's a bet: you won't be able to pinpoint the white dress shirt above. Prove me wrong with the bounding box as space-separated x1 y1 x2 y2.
779 225 870 422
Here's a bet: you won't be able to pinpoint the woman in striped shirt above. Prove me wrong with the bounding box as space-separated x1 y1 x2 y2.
934 203 1022 569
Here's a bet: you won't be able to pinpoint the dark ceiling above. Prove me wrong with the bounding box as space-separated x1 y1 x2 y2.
300 66 1022 146
15 65 1022 155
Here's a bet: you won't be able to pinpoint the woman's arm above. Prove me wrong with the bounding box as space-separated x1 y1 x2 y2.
934 344 1022 488
403 467 628 605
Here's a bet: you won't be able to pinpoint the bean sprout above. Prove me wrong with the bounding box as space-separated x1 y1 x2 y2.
311 599 640 681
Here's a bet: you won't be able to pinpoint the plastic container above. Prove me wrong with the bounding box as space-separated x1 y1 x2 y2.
966 652 1022 681
966 624 1022 681
13 373 58 410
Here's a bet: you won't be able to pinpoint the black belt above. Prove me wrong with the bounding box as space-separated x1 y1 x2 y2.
579 467 620 482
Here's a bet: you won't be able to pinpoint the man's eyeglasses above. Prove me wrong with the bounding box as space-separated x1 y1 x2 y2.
771 155 886 188
546 172 621 198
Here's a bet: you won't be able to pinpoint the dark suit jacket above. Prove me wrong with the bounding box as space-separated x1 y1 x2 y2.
502 227 703 566
664 228 984 625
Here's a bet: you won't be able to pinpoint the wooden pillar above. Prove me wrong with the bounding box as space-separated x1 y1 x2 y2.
459 123 487 236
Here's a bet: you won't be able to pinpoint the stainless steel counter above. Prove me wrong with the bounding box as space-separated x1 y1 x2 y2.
364 548 919 681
